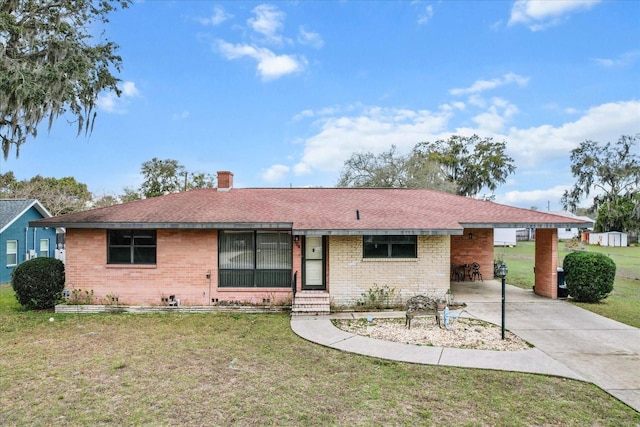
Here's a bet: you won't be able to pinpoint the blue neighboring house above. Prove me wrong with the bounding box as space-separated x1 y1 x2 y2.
0 199 57 284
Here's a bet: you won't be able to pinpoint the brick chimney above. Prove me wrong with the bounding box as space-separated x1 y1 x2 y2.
217 171 233 191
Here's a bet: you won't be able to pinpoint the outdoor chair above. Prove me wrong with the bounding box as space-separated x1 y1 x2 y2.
451 263 461 281
470 262 483 281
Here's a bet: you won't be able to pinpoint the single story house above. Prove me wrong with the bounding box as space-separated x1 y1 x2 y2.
494 228 518 246
1 199 57 284
550 211 594 240
30 171 593 312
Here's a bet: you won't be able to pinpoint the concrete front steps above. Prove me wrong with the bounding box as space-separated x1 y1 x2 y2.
291 291 331 316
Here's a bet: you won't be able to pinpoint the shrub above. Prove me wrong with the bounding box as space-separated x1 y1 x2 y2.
11 257 65 309
563 251 615 303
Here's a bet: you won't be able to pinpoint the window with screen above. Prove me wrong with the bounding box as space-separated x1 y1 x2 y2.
363 235 417 258
107 230 157 264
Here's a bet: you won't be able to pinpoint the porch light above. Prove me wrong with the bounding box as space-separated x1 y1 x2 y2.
497 263 508 278
468 232 473 239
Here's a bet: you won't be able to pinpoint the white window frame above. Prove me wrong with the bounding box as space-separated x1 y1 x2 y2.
40 239 50 258
7 240 18 266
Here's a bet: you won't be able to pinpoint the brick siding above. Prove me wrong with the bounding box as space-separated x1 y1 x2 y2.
534 228 558 298
450 228 494 279
65 229 293 306
327 235 450 307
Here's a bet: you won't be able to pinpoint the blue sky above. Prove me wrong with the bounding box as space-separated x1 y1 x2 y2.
4 0 639 210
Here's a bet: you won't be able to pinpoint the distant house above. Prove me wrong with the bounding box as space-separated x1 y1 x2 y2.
0 199 57 283
494 211 594 246
549 211 594 240
30 171 593 310
494 228 518 246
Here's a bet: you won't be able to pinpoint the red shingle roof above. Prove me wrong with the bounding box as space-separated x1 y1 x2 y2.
30 187 593 235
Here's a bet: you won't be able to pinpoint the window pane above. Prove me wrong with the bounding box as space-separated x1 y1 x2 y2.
363 241 389 257
219 270 254 287
255 270 290 287
133 231 156 246
392 243 416 258
220 231 254 269
40 239 49 257
257 232 291 269
134 247 156 264
109 230 132 246
108 247 131 264
7 241 17 265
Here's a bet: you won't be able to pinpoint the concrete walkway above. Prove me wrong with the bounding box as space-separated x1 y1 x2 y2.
290 280 640 413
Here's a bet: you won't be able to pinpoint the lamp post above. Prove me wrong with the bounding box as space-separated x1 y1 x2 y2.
497 263 508 340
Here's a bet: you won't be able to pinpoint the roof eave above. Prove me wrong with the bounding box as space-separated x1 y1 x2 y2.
461 222 594 229
294 229 463 236
28 221 294 230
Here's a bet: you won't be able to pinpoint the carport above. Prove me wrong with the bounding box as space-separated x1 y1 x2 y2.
451 223 590 299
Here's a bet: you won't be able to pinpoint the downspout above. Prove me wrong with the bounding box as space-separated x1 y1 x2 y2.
33 228 37 255
25 227 28 262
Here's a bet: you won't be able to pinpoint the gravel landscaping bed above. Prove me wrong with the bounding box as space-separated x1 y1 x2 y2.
333 316 532 351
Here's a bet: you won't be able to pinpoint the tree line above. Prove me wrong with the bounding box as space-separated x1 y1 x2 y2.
0 157 214 214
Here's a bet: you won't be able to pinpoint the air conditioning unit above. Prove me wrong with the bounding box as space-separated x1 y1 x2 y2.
28 250 37 260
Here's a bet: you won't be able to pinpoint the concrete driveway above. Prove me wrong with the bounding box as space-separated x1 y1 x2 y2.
291 280 639 413
451 280 640 412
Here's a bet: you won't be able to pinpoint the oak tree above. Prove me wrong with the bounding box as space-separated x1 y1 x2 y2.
413 135 516 197
562 135 640 232
0 0 129 158
135 158 215 199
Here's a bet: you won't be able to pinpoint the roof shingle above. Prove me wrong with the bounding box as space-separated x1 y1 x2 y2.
30 188 593 235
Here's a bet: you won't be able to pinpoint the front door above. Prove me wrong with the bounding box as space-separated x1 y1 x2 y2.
302 236 325 290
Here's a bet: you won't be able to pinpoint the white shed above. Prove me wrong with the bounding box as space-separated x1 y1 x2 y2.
587 231 628 247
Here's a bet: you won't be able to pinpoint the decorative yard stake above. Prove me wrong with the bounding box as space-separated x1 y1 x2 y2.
443 306 450 328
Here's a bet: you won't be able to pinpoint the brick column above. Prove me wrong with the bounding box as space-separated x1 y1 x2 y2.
534 228 558 299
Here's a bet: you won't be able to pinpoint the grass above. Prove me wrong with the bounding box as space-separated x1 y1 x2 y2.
1 285 639 425
496 241 640 328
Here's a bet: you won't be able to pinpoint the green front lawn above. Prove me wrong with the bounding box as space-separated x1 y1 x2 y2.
1 285 639 425
496 241 640 328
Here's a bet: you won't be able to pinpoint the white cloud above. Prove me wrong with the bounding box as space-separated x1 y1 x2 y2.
293 162 311 176
292 109 314 121
450 73 529 96
197 6 233 26
509 0 600 31
248 4 286 45
498 184 570 208
471 98 519 133
295 105 453 173
592 50 640 68
172 110 190 120
506 100 640 168
121 81 140 97
97 81 140 114
417 5 434 25
216 40 306 80
298 26 324 49
261 164 290 183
